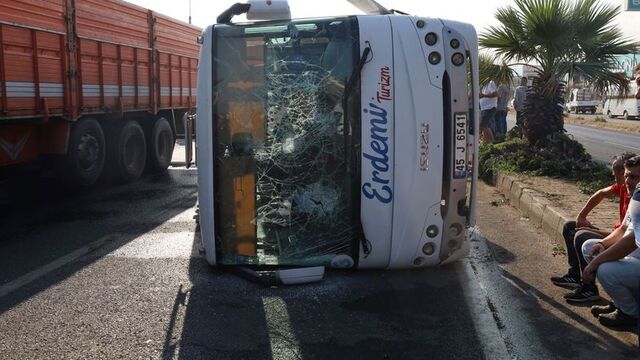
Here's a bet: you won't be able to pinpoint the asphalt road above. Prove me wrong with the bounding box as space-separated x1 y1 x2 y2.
506 113 640 162
563 124 640 162
0 145 637 359
0 162 501 359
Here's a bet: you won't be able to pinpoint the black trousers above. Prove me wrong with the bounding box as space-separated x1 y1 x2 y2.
562 221 605 279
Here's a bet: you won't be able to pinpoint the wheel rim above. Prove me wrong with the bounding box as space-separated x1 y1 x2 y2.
77 133 100 171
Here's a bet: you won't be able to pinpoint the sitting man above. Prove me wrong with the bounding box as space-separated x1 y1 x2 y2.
550 153 636 303
582 180 640 328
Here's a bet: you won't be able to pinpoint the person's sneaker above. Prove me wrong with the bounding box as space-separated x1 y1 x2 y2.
598 309 638 328
565 284 600 303
591 303 616 317
551 273 581 289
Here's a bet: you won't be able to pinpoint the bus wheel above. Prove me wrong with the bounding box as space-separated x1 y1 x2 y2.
148 117 175 172
107 120 146 183
623 111 629 120
61 118 106 187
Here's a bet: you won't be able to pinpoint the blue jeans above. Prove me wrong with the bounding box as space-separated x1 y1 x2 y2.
495 110 507 135
582 239 640 317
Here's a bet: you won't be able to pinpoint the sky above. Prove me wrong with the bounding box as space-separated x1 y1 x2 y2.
124 0 640 41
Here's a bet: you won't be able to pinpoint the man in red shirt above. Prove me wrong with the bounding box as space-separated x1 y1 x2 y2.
551 152 636 303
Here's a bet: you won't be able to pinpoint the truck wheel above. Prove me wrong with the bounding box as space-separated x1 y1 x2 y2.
148 117 175 172
62 118 106 187
623 111 629 120
106 120 146 183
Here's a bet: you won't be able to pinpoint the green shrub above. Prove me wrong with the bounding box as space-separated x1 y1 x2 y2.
479 131 613 191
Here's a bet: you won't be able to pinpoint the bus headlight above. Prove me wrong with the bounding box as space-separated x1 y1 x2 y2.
425 32 438 45
422 242 435 255
452 53 465 66
426 225 439 238
428 52 441 65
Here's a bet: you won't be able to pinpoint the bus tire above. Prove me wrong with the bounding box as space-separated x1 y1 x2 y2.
148 117 175 172
61 118 106 187
106 120 146 183
623 111 629 120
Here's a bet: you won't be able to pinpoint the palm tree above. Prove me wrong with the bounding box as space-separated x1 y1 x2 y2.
480 0 638 145
479 52 517 88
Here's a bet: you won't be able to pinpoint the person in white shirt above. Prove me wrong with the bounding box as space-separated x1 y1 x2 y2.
479 80 497 143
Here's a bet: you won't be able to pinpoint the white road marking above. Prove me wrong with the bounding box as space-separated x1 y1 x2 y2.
605 141 640 151
262 296 302 360
0 235 113 299
107 232 199 259
164 208 198 223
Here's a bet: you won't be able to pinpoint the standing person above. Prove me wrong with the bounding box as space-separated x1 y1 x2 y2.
495 82 510 137
513 77 528 135
479 80 497 143
551 153 636 303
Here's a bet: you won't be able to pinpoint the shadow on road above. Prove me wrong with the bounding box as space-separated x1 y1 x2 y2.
165 249 490 360
0 168 198 316
478 237 638 357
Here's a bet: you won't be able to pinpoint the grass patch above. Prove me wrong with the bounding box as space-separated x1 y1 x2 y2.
552 243 567 257
490 198 510 207
479 131 613 194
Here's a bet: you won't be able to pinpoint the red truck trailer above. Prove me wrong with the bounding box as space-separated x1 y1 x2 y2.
0 0 200 186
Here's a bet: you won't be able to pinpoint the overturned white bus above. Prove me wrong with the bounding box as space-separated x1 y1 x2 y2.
195 0 479 277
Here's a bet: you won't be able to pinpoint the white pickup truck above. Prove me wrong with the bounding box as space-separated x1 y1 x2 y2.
566 88 599 114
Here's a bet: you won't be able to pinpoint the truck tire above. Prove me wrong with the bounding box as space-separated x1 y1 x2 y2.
106 120 147 183
148 117 174 172
62 118 106 187
623 111 629 120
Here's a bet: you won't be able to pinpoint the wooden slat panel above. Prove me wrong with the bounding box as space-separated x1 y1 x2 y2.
0 0 65 33
75 0 150 48
154 14 201 57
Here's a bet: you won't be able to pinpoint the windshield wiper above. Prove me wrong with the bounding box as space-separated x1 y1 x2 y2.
343 44 372 102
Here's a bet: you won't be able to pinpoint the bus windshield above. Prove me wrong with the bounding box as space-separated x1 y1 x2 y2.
212 17 361 266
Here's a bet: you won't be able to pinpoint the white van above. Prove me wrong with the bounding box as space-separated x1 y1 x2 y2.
604 82 640 120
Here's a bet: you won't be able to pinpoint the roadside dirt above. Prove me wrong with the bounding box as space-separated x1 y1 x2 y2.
515 175 620 232
476 180 638 353
564 115 640 133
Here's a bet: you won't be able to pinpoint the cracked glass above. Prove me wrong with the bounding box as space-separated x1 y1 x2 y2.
212 17 361 266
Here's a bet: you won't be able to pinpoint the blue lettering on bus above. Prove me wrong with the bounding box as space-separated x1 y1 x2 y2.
362 102 393 204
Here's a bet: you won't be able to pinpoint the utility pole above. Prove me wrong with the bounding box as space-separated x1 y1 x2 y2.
189 0 192 24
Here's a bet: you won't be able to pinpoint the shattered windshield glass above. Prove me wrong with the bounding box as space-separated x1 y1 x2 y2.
212 18 361 266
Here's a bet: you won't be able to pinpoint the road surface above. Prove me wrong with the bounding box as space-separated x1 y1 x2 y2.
507 113 640 162
0 145 637 359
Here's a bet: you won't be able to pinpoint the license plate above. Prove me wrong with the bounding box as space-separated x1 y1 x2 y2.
454 113 467 179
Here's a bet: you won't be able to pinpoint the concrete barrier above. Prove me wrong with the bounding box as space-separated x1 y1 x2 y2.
493 172 572 244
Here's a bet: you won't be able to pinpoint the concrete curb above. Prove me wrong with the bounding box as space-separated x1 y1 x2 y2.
494 173 571 244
